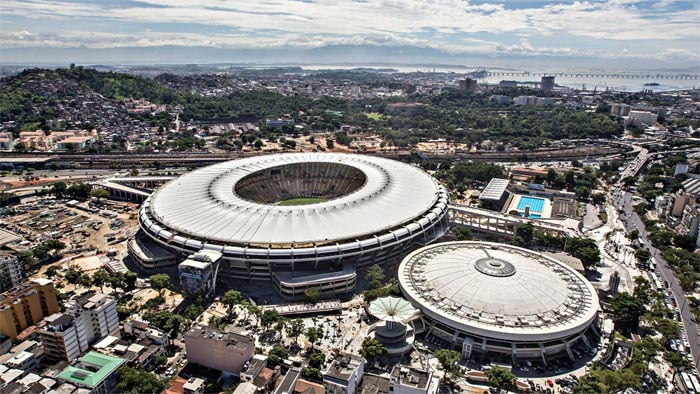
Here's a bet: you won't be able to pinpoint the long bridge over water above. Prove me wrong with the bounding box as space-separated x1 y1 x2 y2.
467 69 699 80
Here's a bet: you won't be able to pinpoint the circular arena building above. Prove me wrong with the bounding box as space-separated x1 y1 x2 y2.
398 241 600 365
138 153 449 300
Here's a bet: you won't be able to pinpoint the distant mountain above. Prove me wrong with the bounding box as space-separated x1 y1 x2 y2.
2 44 698 72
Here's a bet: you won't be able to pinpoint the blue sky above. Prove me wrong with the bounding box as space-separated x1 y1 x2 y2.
1 0 698 65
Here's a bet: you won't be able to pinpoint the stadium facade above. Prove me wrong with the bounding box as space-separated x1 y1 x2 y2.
398 241 600 364
136 153 449 300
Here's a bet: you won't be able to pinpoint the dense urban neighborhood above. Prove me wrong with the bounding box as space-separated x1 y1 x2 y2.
0 64 699 394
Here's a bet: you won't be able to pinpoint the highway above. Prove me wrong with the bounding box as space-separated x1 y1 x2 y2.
611 149 700 370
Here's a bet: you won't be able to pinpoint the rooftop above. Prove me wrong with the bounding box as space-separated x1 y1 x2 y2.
479 178 510 201
398 241 599 341
324 353 363 382
146 153 444 246
56 351 124 388
390 365 431 390
184 325 254 351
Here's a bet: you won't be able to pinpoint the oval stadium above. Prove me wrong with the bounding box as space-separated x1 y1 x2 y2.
136 153 450 300
398 241 600 365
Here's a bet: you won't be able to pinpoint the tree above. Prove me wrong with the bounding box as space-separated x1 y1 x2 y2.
123 271 138 291
115 366 165 394
149 273 170 297
634 247 650 265
434 349 462 382
90 188 110 201
666 351 691 384
610 292 646 331
261 309 281 330
45 265 59 279
91 269 110 292
222 289 242 317
308 352 325 369
304 287 320 302
326 139 335 149
514 222 534 246
301 367 322 381
364 265 385 290
566 237 601 270
453 227 473 240
77 274 93 290
267 345 289 367
358 337 386 361
16 251 36 270
485 365 517 392
64 267 82 289
305 326 324 350
254 138 263 150
286 319 305 345
674 234 696 251
627 229 639 241
50 182 67 198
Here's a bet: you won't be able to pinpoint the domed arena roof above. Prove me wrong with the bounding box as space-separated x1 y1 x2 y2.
398 241 599 342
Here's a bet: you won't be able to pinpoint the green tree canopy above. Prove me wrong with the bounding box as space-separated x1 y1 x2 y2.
115 366 165 394
358 337 386 361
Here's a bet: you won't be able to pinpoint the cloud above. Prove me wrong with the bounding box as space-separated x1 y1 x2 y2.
0 0 697 63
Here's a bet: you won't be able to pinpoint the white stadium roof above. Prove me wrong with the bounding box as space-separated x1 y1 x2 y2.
148 153 443 246
399 241 599 342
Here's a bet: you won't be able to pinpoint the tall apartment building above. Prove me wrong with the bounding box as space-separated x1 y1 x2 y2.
38 292 119 362
37 313 89 362
0 254 24 293
458 78 477 92
610 103 631 117
0 278 59 342
541 76 555 91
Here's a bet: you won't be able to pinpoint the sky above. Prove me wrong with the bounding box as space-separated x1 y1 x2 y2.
1 0 699 68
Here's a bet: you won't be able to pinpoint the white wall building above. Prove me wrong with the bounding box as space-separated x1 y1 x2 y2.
0 254 23 293
323 353 365 394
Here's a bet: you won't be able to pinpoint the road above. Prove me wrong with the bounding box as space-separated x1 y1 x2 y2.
613 187 700 370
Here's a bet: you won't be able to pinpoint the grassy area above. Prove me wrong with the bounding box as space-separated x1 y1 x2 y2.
277 197 328 206
365 112 384 121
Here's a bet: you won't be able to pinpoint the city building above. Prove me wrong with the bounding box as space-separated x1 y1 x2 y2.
183 377 206 394
56 351 124 394
0 340 43 372
184 325 255 376
398 241 600 365
478 178 511 210
323 353 365 394
626 110 658 126
0 278 59 342
490 95 512 105
0 254 23 293
274 368 301 394
55 136 94 151
458 78 477 92
0 132 14 151
179 250 222 299
38 292 119 362
138 153 449 299
265 119 295 129
389 365 437 394
610 103 631 117
38 313 90 362
541 76 555 91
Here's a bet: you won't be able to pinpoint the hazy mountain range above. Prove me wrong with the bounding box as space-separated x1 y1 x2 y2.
3 44 698 73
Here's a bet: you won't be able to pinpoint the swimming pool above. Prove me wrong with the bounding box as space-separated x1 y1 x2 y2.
517 196 545 213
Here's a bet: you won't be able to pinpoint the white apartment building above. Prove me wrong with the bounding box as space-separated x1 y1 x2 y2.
323 353 365 394
37 292 119 362
0 254 23 293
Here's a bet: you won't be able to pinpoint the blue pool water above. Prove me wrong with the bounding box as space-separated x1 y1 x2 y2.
517 196 545 213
